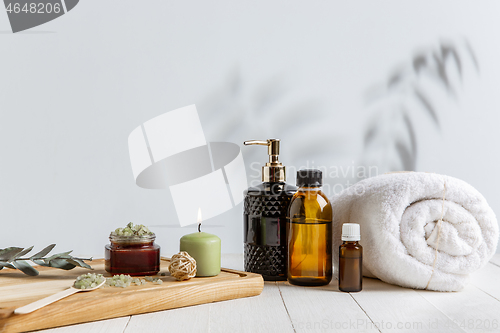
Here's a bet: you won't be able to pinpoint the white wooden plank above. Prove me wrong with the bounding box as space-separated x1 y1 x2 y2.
34 253 500 333
470 263 500 301
278 280 379 333
124 303 210 333
35 316 130 333
489 254 500 267
124 281 293 333
350 278 465 333
417 284 500 333
24 253 500 333
209 282 294 333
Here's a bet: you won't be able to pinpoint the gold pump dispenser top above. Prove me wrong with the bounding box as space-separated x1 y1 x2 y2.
244 139 286 182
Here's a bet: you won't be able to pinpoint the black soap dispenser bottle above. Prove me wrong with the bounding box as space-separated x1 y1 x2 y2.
243 139 297 281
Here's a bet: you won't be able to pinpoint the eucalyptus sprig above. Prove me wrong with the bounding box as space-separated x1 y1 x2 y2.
0 244 93 276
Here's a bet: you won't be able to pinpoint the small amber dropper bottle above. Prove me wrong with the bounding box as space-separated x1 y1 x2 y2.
339 223 362 292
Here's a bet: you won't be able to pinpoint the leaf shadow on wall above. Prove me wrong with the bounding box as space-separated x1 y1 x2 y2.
198 68 350 195
196 38 479 198
361 38 479 176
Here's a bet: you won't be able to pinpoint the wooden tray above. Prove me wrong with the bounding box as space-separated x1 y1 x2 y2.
0 258 263 333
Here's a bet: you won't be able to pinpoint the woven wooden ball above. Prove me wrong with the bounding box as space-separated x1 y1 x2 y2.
169 251 197 281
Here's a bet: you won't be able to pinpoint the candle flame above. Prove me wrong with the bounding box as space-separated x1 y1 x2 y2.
197 208 202 223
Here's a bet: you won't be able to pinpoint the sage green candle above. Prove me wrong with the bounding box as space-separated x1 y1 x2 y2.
180 231 221 277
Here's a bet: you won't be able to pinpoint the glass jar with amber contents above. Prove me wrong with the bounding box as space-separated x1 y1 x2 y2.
105 233 160 276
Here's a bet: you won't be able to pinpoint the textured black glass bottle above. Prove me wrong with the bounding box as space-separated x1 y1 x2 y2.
244 182 297 281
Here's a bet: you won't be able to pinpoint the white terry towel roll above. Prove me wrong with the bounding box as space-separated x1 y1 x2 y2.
332 172 499 291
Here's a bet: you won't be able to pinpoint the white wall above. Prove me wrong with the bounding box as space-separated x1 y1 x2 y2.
1 0 499 257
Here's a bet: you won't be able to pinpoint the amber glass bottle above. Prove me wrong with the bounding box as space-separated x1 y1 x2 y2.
287 169 332 286
339 223 363 292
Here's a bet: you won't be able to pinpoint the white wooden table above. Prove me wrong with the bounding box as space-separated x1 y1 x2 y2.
37 254 500 333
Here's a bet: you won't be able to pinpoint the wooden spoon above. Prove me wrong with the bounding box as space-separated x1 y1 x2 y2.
14 279 106 315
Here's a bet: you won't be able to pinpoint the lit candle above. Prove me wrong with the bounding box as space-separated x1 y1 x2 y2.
179 208 221 277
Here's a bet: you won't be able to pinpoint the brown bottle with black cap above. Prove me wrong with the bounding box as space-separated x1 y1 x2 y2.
243 139 297 281
287 169 332 286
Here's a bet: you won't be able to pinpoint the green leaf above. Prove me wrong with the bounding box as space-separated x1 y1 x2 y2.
66 258 93 270
32 259 49 267
12 261 39 276
13 246 34 259
30 244 56 259
0 261 16 269
48 259 76 270
46 251 73 261
0 247 24 261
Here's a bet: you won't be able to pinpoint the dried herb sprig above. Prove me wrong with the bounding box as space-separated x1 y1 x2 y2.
0 244 93 276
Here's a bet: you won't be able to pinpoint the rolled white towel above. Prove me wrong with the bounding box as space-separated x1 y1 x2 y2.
331 172 499 291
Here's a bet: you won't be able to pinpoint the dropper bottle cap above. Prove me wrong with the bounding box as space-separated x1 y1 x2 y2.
342 223 360 241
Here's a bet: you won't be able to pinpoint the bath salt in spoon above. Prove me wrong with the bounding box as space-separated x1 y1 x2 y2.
14 273 106 315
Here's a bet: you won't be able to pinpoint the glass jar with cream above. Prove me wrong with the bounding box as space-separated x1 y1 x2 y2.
104 222 160 276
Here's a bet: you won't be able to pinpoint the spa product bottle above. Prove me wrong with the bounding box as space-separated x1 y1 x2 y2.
287 169 332 286
339 223 363 292
243 139 297 281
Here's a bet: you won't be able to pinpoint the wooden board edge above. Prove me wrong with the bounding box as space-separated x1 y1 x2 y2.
0 269 263 333
160 256 263 281
160 256 255 277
